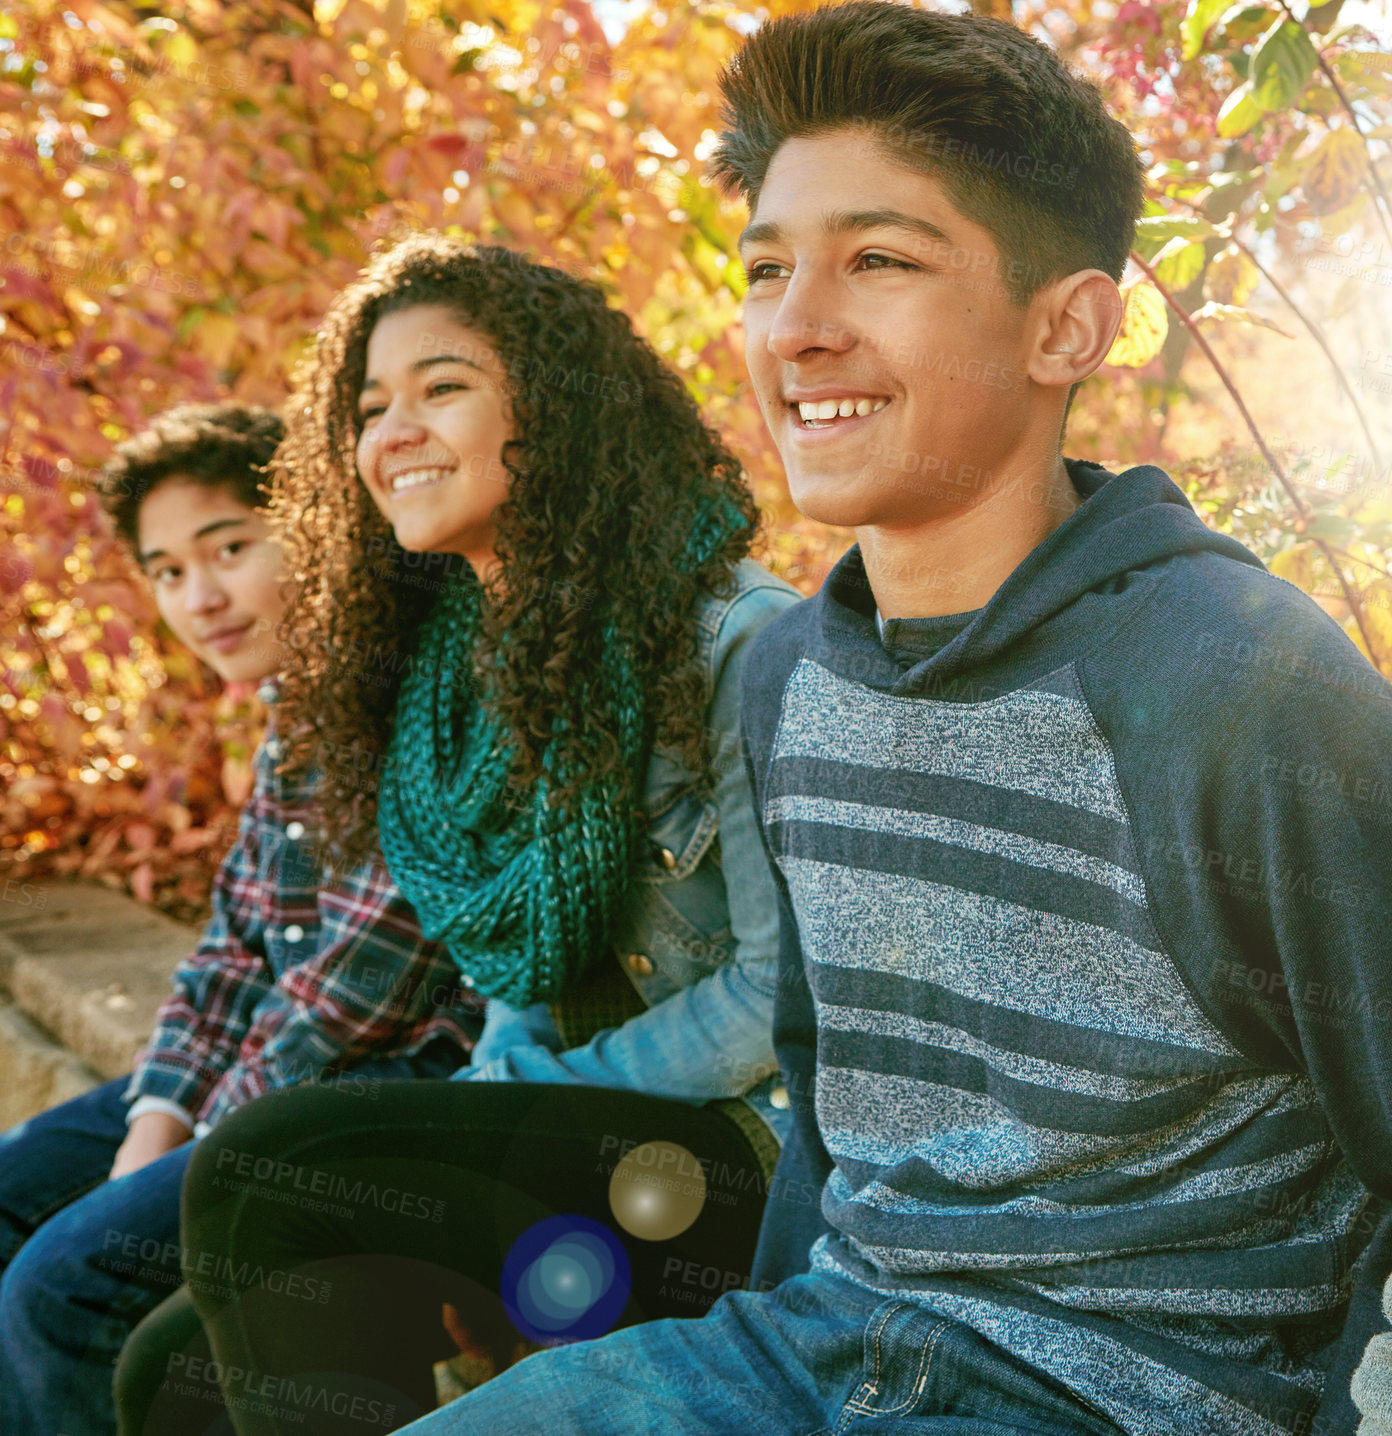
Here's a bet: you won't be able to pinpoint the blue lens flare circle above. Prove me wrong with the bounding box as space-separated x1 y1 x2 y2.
501 1216 631 1344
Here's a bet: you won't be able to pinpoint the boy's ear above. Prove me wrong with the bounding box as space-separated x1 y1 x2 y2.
1028 271 1125 390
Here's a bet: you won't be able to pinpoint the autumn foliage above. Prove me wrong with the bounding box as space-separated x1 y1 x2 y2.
2 0 1389 918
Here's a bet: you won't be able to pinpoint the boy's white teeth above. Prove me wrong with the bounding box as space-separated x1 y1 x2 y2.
797 398 887 422
391 469 444 492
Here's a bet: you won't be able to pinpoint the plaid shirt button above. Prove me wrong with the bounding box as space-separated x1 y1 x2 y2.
284 924 305 943
286 821 305 840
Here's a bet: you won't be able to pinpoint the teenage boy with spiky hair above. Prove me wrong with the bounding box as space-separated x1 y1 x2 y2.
0 403 482 1436
398 6 1392 1436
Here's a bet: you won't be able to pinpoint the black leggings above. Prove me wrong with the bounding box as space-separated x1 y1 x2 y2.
116 1080 772 1436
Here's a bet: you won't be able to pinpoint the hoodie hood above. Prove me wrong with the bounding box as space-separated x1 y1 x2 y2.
816 459 1267 694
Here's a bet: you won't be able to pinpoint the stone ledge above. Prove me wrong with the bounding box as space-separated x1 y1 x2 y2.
0 996 102 1129
0 880 195 1090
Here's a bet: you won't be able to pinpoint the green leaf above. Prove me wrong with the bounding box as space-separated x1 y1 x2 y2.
176 306 205 343
1153 236 1208 290
1217 5 1279 46
1133 214 1216 261
1304 511 1358 542
1304 0 1345 34
1181 0 1233 60
1336 51 1392 89
1262 158 1304 206
1217 80 1265 136
1164 176 1217 205
1199 169 1259 220
1301 85 1343 118
1250 19 1319 112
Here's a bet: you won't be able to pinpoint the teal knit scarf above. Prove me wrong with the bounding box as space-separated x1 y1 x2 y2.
377 498 743 1007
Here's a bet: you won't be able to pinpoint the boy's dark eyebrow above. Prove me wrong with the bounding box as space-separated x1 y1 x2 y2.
359 353 486 397
138 516 251 566
738 209 951 253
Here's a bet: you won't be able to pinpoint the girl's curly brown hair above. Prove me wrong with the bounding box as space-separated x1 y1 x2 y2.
271 232 759 865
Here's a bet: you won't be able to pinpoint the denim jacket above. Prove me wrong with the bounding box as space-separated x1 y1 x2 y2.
459 558 801 1140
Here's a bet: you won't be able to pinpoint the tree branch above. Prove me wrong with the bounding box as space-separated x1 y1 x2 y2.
1276 0 1392 247
1193 213 1384 469
1130 246 1383 668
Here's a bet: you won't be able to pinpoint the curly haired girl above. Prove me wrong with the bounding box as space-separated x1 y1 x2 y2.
116 233 799 1436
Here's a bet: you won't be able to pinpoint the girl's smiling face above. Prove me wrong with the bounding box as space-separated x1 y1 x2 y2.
355 304 516 573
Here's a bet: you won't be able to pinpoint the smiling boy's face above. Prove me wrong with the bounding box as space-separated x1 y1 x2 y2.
740 129 1053 531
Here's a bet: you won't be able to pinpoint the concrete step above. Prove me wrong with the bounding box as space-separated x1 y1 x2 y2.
0 881 196 1125
0 996 103 1130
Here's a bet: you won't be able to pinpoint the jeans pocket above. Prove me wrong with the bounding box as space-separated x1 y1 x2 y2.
832 1303 952 1432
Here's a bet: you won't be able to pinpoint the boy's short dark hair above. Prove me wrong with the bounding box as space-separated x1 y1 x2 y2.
96 402 285 549
711 2 1146 305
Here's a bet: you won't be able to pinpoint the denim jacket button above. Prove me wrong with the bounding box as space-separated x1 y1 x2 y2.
626 952 654 977
657 847 677 870
770 1084 790 1110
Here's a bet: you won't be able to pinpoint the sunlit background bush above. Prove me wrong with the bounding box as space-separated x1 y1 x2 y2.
3 0 1389 918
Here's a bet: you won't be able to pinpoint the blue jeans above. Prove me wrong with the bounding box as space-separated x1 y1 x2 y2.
396 1269 1121 1436
0 1078 193 1436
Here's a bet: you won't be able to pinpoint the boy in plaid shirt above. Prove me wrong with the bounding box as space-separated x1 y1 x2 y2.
0 402 481 1436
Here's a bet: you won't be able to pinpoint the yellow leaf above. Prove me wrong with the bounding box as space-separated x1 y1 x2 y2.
221 753 254 807
1106 281 1168 369
1319 191 1369 239
1204 244 1260 306
189 311 241 369
1303 127 1368 216
490 187 535 240
1347 594 1392 674
1269 542 1320 592
162 31 199 72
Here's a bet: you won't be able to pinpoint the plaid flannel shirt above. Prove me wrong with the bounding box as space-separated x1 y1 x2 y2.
125 684 483 1130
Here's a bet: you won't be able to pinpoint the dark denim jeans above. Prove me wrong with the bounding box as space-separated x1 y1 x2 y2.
396 1268 1121 1436
0 1078 193 1436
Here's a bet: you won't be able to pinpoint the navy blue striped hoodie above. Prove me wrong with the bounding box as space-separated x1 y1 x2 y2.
743 459 1392 1436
